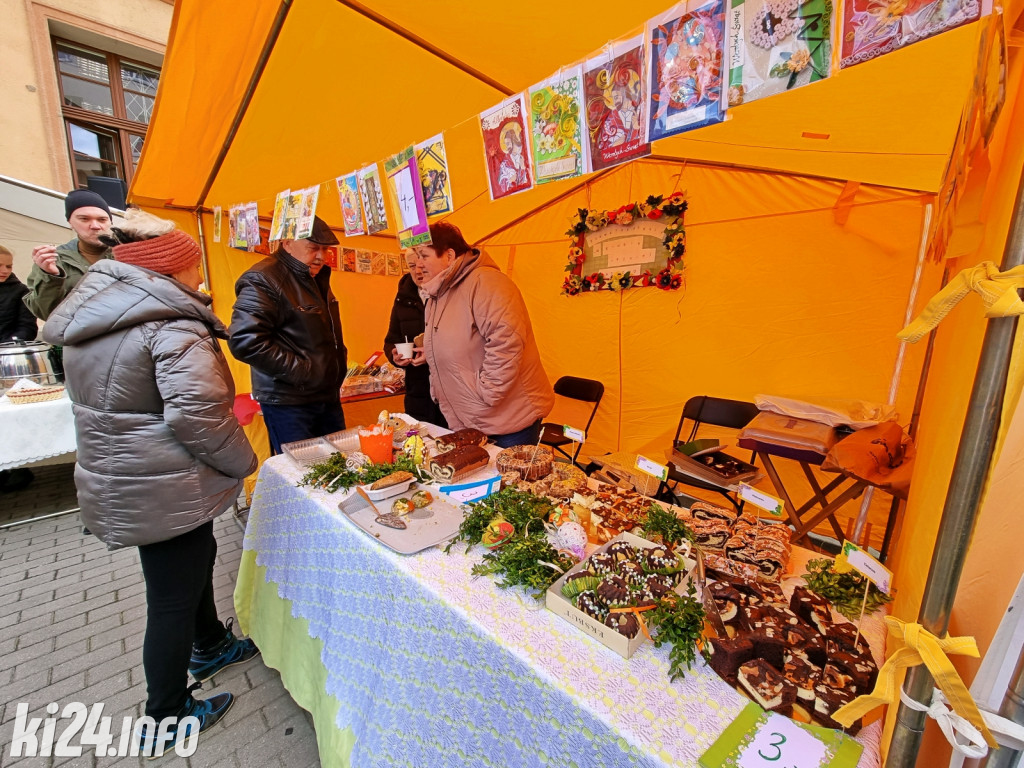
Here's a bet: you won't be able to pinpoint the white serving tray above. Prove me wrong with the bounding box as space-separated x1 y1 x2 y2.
358 477 416 502
337 483 466 554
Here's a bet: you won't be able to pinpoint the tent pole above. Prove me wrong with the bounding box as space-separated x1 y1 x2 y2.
885 164 1024 768
195 208 211 292
195 0 293 209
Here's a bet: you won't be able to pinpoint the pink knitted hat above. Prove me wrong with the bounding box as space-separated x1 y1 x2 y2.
113 229 201 275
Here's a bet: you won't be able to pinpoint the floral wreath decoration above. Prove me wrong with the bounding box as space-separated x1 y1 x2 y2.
562 193 688 296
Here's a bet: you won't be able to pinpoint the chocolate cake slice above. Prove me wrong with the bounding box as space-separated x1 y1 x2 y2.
750 632 788 671
706 636 754 683
813 682 860 733
828 649 879 693
783 654 821 702
826 621 871 655
737 659 798 713
790 585 833 635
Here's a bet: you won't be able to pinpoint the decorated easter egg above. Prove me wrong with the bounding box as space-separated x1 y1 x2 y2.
481 519 515 550
550 521 588 561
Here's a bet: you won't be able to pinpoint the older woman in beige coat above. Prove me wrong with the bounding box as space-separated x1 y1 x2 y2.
411 221 553 447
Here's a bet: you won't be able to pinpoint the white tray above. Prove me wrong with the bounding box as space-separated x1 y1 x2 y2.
282 437 339 467
359 477 416 501
337 485 466 554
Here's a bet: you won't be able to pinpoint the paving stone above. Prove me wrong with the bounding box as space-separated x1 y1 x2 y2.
0 472 320 768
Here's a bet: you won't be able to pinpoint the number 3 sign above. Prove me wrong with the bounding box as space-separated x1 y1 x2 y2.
737 715 828 768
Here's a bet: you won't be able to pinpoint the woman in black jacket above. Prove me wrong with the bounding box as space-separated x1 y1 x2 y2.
384 250 447 426
0 246 39 342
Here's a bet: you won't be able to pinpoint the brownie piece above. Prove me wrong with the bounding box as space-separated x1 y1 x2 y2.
813 683 861 733
707 581 744 603
738 659 798 713
750 632 788 671
778 621 815 650
821 663 855 690
828 649 878 693
826 621 871 655
783 654 821 702
803 633 828 667
790 585 832 635
759 604 803 628
707 636 755 683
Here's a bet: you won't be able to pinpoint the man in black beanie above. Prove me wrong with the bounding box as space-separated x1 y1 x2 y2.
24 190 113 320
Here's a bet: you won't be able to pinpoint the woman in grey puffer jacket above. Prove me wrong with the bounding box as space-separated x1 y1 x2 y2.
42 211 259 756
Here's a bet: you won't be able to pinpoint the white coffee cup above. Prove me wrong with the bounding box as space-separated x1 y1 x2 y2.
394 342 415 359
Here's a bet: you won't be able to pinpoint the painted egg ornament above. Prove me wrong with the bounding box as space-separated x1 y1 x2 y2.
549 521 588 561
403 435 426 465
548 506 579 527
481 518 515 550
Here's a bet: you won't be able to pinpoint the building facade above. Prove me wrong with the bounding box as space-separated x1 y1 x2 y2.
1 0 172 279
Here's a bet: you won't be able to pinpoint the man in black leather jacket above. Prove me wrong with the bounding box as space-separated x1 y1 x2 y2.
228 217 347 454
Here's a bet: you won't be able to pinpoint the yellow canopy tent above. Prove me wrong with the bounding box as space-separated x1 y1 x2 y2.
131 1 1024 764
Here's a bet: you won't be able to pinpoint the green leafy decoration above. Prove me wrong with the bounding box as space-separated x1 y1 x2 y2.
802 558 893 620
648 582 707 680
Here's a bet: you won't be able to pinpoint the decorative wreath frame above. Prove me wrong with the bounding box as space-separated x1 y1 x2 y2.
562 193 689 296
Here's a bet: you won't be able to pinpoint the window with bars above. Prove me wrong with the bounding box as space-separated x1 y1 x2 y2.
53 38 161 189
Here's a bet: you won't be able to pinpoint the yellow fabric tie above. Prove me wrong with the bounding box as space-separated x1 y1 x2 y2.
898 262 1024 343
832 617 996 748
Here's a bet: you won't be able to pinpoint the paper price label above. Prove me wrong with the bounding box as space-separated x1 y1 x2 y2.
737 714 828 768
562 425 586 443
439 475 500 504
635 455 668 482
738 483 784 517
841 541 893 594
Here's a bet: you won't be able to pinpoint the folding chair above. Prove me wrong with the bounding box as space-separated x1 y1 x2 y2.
539 376 604 465
659 395 760 509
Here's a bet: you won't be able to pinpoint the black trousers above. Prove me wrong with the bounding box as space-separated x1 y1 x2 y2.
137 521 225 719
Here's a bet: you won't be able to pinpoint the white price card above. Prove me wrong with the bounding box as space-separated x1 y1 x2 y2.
841 540 893 594
635 455 668 482
738 483 784 517
737 714 828 768
438 475 500 504
563 425 586 442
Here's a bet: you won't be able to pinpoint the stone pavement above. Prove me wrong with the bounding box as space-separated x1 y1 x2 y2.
0 464 322 768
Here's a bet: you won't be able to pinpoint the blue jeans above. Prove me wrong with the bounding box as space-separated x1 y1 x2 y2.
490 419 542 449
261 401 346 455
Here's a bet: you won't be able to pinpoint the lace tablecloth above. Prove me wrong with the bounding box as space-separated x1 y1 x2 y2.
237 455 884 768
0 393 76 471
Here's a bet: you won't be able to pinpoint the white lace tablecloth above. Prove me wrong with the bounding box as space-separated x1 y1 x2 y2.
238 456 884 768
0 393 76 471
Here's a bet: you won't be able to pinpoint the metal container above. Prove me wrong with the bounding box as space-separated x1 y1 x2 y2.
0 341 61 395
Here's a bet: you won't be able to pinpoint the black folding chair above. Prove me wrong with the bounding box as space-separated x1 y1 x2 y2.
659 395 760 509
539 376 604 465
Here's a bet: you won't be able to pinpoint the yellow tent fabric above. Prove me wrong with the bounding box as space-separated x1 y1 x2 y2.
131 0 1024 763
